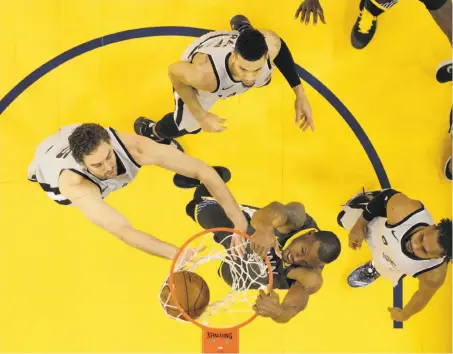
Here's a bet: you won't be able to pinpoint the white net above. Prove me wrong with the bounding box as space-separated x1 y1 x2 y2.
158 230 273 328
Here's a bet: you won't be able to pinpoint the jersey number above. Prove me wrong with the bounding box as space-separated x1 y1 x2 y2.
56 146 71 159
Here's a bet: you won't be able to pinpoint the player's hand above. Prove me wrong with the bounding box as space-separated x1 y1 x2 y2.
252 289 282 318
388 307 409 322
229 234 247 260
179 245 207 265
295 0 326 25
198 112 227 133
295 94 314 132
348 226 366 250
251 227 275 259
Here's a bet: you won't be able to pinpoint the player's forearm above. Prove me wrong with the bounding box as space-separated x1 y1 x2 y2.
199 169 247 231
271 304 304 323
168 71 207 120
352 214 370 231
115 226 178 259
402 289 436 320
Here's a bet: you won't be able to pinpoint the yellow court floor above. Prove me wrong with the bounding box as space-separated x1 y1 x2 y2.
0 0 451 353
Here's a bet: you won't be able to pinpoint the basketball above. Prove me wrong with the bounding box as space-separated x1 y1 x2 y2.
160 271 210 320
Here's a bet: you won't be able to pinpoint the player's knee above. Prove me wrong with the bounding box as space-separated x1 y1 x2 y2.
420 0 447 11
154 112 181 139
186 199 198 221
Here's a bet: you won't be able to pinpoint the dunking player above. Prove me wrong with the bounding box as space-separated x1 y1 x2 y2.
337 189 451 322
27 124 248 261
174 169 341 323
134 15 313 150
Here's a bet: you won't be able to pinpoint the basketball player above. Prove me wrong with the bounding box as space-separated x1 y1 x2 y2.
294 0 452 83
337 189 452 322
134 15 313 149
349 0 452 50
175 169 341 323
27 123 249 261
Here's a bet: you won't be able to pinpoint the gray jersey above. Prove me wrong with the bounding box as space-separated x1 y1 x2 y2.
181 30 274 102
367 205 446 283
28 124 141 205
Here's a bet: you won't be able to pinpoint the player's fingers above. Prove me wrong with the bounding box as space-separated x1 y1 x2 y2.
319 9 326 24
295 6 302 18
300 8 307 22
313 11 318 25
305 11 311 25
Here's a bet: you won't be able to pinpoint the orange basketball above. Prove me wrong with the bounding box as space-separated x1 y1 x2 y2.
160 271 210 320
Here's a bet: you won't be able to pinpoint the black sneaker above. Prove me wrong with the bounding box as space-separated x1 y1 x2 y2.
173 166 231 188
351 3 378 49
348 260 381 288
134 117 184 152
230 15 253 32
436 60 452 83
445 157 452 181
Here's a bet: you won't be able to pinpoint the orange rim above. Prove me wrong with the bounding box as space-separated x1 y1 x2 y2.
168 227 274 330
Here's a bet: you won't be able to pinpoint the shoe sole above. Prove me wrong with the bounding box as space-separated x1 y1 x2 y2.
436 60 453 83
444 157 452 181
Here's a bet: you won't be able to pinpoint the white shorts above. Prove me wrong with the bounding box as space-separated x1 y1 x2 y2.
173 91 218 133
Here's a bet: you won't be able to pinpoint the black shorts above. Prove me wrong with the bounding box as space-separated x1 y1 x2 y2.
419 0 447 11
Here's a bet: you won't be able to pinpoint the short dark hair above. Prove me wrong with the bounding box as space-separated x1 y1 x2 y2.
234 28 268 61
68 123 110 164
436 218 452 261
315 231 341 264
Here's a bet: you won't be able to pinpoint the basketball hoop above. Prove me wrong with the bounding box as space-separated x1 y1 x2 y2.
159 227 274 353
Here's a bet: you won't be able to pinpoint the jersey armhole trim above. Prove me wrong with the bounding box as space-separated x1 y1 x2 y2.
413 258 447 278
385 204 425 228
108 128 141 168
225 52 242 84
207 54 220 93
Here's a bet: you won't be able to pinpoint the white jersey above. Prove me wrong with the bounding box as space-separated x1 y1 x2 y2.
366 206 446 285
181 30 274 102
28 124 141 205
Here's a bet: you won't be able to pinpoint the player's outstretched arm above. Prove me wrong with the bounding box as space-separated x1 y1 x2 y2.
59 170 180 259
129 134 248 235
260 29 314 131
253 268 322 323
389 262 448 322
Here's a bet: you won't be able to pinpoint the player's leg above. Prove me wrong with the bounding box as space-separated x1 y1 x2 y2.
351 0 400 49
185 196 250 247
230 15 253 32
173 166 232 190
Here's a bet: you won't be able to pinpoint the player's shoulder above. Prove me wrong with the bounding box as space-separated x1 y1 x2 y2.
258 29 281 60
59 169 100 198
417 261 448 288
387 192 423 225
287 267 323 294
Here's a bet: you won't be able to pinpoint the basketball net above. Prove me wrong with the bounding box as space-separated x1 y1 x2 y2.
159 227 274 353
